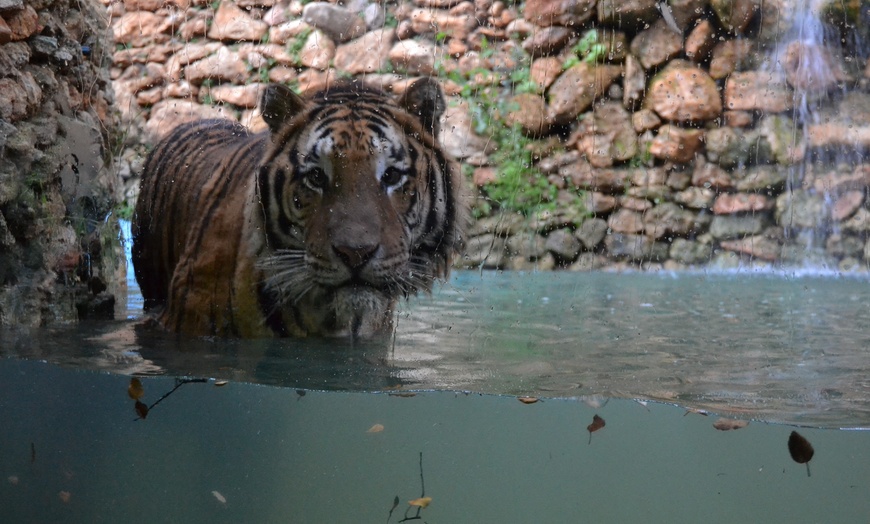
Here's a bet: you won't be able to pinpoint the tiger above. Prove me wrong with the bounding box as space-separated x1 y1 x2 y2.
132 77 464 338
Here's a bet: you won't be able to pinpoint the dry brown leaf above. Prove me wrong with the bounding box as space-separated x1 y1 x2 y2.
408 496 432 508
587 414 605 444
788 431 815 477
134 401 149 420
127 378 144 400
518 396 539 404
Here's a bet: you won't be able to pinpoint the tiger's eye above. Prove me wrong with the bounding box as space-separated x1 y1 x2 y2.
382 167 405 187
303 168 328 191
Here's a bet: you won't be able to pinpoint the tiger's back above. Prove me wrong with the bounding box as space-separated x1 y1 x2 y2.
133 120 259 308
132 79 464 338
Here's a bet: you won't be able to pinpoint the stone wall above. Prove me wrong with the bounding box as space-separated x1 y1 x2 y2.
107 0 870 272
0 0 119 326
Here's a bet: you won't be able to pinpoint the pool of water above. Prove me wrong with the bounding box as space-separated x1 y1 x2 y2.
2 268 870 521
4 269 870 427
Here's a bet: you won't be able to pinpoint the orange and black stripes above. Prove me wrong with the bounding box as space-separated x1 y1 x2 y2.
132 78 464 338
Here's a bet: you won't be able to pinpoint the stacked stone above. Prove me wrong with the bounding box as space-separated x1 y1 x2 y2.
0 0 119 325
106 0 870 272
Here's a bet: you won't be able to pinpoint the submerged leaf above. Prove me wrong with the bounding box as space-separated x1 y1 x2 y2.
712 418 749 431
212 490 227 504
367 424 385 433
387 495 400 524
408 496 432 508
134 401 149 420
587 414 605 444
788 431 815 477
128 378 144 400
58 491 71 503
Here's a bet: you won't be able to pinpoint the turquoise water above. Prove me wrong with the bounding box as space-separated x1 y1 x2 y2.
5 269 870 427
0 359 868 523
2 249 870 520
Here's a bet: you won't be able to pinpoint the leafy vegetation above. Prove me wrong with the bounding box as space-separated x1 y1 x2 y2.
562 29 608 69
286 28 312 66
436 44 559 218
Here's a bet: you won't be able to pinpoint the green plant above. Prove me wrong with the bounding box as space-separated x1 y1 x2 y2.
384 11 398 28
456 81 556 216
485 127 556 216
562 29 608 69
286 28 312 65
114 201 134 221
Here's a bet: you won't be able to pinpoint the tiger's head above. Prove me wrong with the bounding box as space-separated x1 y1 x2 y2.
251 79 464 338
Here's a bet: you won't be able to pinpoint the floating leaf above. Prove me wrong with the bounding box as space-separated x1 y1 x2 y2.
134 401 149 420
367 424 385 433
58 491 71 503
296 389 306 397
788 431 815 477
213 380 228 387
408 496 432 508
587 414 605 444
389 392 417 398
712 418 749 431
518 396 539 404
684 408 709 416
212 490 227 504
128 378 144 400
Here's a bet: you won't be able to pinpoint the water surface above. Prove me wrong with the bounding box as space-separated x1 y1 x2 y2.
3 269 869 428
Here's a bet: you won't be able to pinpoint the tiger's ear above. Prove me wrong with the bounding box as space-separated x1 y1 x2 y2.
398 77 446 138
260 84 306 134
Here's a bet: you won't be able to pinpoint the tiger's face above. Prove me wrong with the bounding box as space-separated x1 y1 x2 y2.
253 79 461 337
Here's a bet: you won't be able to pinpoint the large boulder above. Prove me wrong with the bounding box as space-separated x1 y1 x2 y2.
647 60 722 123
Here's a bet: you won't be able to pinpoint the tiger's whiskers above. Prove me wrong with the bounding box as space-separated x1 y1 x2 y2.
257 250 316 305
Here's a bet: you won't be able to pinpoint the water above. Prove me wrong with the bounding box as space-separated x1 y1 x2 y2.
2 268 870 521
4 269 870 427
1 360 868 523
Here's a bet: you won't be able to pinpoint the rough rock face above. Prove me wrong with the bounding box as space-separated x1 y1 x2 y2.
104 0 870 274
0 0 119 326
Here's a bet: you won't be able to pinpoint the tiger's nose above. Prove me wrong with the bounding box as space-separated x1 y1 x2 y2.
332 243 379 269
